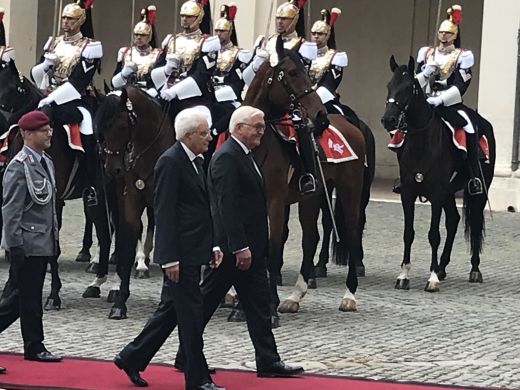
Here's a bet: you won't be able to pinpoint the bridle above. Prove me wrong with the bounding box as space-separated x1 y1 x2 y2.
0 63 31 113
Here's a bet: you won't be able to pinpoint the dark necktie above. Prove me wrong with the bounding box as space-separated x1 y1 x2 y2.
194 156 206 188
247 152 261 177
40 157 51 178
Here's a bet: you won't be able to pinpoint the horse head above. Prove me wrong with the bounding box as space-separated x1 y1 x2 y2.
246 35 328 131
95 87 132 177
0 60 33 113
381 55 424 132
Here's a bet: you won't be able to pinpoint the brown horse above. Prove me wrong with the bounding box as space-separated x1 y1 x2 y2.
95 85 174 319
243 36 368 323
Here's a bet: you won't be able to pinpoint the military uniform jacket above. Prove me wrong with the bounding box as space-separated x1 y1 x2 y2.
213 42 250 102
1 146 58 257
112 45 162 89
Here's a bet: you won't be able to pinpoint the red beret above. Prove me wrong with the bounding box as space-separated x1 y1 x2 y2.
18 110 50 131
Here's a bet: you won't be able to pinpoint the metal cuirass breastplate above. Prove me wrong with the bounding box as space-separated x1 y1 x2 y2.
124 47 162 82
167 31 202 74
50 36 88 86
427 47 461 82
309 48 335 86
216 45 239 76
266 33 300 66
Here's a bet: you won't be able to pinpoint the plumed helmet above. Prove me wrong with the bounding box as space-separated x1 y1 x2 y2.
311 8 341 38
62 0 94 33
134 5 157 44
214 3 237 32
276 0 306 33
438 5 462 36
180 0 207 30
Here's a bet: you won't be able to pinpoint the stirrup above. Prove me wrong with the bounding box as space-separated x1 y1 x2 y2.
85 187 98 207
299 174 317 194
467 178 483 196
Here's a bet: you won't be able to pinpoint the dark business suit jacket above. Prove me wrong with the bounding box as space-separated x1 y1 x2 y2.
208 136 268 261
153 141 213 267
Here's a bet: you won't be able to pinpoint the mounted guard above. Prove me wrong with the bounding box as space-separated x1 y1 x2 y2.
244 0 320 194
210 3 251 135
31 0 102 206
415 4 483 195
152 0 220 125
111 5 162 95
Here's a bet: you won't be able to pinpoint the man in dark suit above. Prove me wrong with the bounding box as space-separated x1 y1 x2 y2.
114 108 225 390
0 110 62 366
175 105 304 378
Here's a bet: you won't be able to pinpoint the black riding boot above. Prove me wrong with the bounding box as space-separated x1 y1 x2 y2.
466 132 483 195
294 119 317 194
81 134 99 206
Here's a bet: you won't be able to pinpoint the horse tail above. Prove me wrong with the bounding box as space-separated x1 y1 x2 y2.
332 195 349 266
463 190 486 256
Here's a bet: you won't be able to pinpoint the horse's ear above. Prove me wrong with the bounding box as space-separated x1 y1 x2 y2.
389 55 398 72
408 56 415 74
104 80 111 95
276 34 285 61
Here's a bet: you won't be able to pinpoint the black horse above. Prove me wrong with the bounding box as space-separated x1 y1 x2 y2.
381 56 495 292
0 60 111 308
95 86 173 319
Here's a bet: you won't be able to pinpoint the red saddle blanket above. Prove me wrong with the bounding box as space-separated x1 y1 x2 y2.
0 123 84 161
388 121 489 161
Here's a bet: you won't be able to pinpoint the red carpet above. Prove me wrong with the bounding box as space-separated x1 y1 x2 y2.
0 352 494 390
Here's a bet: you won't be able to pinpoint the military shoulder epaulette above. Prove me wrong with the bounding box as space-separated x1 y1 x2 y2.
15 151 28 162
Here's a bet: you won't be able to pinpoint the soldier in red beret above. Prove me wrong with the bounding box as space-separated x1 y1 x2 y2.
0 110 62 363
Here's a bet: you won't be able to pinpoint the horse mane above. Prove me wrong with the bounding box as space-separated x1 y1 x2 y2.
94 93 121 136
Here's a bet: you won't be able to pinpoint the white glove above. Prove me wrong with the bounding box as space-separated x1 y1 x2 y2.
165 54 180 76
160 87 177 101
38 96 54 108
43 53 57 71
426 96 443 107
121 63 136 78
252 50 268 72
422 61 439 77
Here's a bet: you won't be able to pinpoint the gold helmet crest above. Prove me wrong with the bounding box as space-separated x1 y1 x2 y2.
214 3 237 32
134 5 157 44
62 2 86 32
311 8 341 41
276 0 305 33
438 5 462 36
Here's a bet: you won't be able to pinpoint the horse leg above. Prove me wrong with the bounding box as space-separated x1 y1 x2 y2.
395 192 416 290
272 205 290 287
466 193 486 283
424 202 442 292
83 197 112 298
44 200 64 311
438 196 460 280
279 198 320 313
267 200 288 328
76 214 93 262
143 206 154 267
315 186 334 278
134 238 150 279
109 201 143 320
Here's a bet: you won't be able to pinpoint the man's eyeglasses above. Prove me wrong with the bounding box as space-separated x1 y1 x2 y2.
239 123 266 131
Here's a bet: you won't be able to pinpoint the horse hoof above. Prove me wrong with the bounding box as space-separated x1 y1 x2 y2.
314 266 327 278
308 278 317 289
339 298 357 312
75 251 91 263
278 299 299 313
108 307 127 320
424 281 440 293
133 269 150 279
356 265 366 277
395 278 410 290
82 286 100 298
469 271 483 283
107 290 119 303
220 294 237 309
438 269 447 281
227 309 246 322
44 297 61 311
85 262 99 274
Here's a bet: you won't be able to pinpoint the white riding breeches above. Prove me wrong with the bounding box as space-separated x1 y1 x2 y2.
457 110 475 134
77 106 93 135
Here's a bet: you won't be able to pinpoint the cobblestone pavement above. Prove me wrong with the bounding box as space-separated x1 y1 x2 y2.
0 191 519 390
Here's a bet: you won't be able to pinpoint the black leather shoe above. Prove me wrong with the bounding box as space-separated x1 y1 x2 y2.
24 351 62 362
114 354 148 387
0 366 5 373
186 382 225 390
257 361 304 377
174 359 216 374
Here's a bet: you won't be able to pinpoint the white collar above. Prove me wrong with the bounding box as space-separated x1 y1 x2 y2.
180 141 203 162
